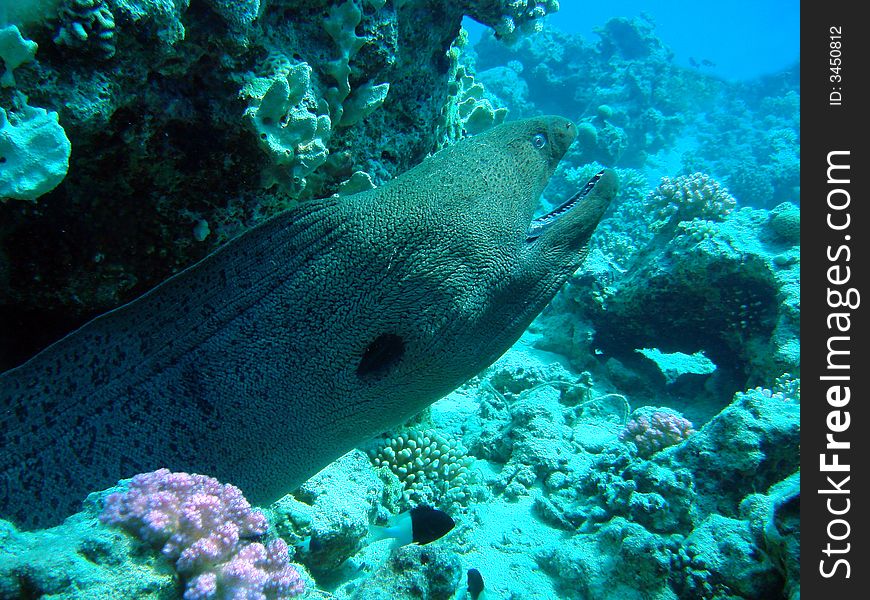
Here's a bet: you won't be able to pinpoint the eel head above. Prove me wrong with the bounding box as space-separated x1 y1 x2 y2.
345 116 617 422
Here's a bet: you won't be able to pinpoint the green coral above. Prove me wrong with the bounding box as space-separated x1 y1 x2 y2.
0 24 38 87
772 373 800 402
1 99 71 202
323 0 390 127
438 33 508 146
367 429 476 506
243 62 332 194
53 0 117 59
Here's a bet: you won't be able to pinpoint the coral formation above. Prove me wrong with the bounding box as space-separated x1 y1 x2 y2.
540 202 800 408
0 24 37 87
0 98 71 202
53 0 117 59
270 450 383 574
101 469 304 599
646 172 737 232
0 498 177 598
242 61 332 194
437 32 508 147
367 429 476 507
0 0 557 367
767 201 800 244
466 0 561 41
352 544 462 599
619 407 695 458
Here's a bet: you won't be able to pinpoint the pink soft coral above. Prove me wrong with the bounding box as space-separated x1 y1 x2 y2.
101 469 303 599
620 409 695 458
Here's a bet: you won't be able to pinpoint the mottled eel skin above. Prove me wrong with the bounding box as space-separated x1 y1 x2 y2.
0 116 617 529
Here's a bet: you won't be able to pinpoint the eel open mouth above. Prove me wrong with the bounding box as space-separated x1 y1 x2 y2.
526 170 606 242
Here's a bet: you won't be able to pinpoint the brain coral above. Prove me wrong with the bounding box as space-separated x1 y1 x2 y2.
767 202 800 244
367 429 476 506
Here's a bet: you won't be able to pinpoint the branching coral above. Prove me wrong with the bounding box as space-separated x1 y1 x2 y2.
53 0 117 59
100 469 304 600
367 429 476 506
323 0 390 127
465 0 560 41
772 373 800 402
620 408 695 458
243 62 332 194
676 217 719 243
647 172 736 232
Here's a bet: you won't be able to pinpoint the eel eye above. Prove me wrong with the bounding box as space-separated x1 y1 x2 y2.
531 133 548 149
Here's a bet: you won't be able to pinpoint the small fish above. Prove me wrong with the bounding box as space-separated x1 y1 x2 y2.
467 568 486 600
294 534 324 554
369 505 455 549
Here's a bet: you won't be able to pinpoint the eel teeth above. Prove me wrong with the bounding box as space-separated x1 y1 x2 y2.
526 170 605 241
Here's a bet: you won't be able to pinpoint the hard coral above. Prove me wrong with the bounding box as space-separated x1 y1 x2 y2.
620 408 694 458
647 172 736 232
767 202 800 244
466 0 560 40
0 100 71 202
101 469 303 599
367 429 476 507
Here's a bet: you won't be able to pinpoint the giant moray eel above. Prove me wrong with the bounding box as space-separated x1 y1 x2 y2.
0 116 617 529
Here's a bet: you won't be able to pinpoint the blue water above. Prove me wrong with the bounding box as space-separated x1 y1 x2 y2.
465 0 800 81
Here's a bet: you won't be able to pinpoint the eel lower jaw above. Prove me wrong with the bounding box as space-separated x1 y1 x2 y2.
526 170 606 242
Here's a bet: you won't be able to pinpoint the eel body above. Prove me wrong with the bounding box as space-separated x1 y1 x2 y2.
0 116 617 529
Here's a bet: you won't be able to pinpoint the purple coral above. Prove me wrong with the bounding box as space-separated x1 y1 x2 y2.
100 469 303 599
620 409 695 458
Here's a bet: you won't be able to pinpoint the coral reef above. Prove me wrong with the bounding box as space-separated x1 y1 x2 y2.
0 4 800 599
474 16 798 206
0 344 801 599
351 544 462 600
533 199 800 418
270 450 384 576
465 0 561 41
0 494 176 598
0 0 554 370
